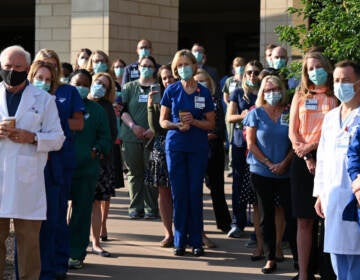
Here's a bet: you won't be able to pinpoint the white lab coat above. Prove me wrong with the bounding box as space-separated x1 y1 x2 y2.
0 82 65 220
314 106 360 254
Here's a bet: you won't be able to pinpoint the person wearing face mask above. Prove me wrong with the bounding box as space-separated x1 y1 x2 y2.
146 64 176 248
222 57 247 177
243 75 295 274
160 49 215 257
73 48 92 71
226 60 263 239
120 55 158 220
109 58 127 197
289 51 338 280
121 39 161 86
32 48 85 279
86 50 110 75
61 62 73 84
86 72 118 258
265 44 277 68
194 68 232 239
313 60 360 280
0 45 65 280
110 58 127 97
191 43 219 87
68 69 112 269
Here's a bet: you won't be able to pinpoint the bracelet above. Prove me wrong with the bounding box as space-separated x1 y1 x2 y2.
263 157 270 164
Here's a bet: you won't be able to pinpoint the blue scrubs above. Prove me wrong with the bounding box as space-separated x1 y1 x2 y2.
229 88 257 230
161 81 214 249
40 84 85 279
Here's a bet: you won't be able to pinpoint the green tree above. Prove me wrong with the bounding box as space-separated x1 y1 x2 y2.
275 0 360 63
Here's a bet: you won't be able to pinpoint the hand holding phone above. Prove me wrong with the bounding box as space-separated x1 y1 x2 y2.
150 83 161 104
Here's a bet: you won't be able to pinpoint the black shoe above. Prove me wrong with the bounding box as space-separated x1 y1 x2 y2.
251 254 265 261
261 263 277 274
192 247 204 257
174 247 185 256
55 272 67 280
100 235 108 242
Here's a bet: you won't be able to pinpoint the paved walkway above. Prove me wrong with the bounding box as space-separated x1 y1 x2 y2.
67 175 300 280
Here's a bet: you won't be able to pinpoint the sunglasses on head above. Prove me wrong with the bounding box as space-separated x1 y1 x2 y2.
246 70 260 76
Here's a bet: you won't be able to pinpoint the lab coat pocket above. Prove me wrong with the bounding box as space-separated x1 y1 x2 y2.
17 155 38 183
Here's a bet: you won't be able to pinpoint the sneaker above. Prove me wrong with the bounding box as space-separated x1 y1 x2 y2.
227 226 242 238
68 258 83 269
245 239 257 248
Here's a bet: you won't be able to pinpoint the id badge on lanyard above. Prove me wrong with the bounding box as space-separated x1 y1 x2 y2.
194 96 205 109
130 69 139 79
305 98 318 110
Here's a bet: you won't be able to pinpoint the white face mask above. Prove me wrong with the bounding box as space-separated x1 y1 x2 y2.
198 81 207 88
334 82 356 103
78 58 88 68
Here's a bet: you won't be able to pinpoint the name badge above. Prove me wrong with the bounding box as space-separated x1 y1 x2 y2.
130 69 139 79
336 133 350 150
194 96 205 109
229 82 237 94
138 94 148 103
280 113 289 126
305 98 318 110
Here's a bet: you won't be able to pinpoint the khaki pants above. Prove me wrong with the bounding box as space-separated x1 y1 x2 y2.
0 218 42 280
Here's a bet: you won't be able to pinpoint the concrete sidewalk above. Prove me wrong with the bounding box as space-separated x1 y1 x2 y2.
67 176 299 280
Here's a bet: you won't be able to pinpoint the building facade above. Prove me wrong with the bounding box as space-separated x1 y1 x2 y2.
30 0 303 75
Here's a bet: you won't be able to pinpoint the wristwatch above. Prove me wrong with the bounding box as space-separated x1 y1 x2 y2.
303 153 312 161
33 134 38 144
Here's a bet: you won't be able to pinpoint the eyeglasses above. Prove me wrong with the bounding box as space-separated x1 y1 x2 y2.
246 70 260 76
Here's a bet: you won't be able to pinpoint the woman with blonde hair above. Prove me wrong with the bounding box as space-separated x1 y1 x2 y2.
194 68 232 237
87 72 118 256
86 50 110 75
289 51 337 280
160 49 215 256
244 75 295 274
32 49 85 279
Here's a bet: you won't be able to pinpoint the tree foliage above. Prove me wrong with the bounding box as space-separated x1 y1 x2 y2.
275 0 360 63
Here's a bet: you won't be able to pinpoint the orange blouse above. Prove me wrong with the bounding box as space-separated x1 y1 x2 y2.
298 87 337 144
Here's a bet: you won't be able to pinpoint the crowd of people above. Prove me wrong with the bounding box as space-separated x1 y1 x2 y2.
0 38 359 280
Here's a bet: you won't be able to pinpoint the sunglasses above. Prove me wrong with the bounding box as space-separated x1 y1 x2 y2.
246 70 260 76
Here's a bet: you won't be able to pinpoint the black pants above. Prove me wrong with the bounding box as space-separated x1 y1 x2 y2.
251 173 295 260
205 139 232 232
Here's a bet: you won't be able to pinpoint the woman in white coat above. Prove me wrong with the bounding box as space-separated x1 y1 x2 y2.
314 60 360 280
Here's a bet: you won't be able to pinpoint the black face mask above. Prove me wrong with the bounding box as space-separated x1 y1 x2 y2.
0 68 28 86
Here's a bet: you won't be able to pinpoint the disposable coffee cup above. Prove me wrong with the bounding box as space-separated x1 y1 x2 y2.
2 117 16 128
179 111 189 129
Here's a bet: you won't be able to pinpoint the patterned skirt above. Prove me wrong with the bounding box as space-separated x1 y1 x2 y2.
145 135 170 188
94 156 116 201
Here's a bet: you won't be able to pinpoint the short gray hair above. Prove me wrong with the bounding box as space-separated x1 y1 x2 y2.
0 45 31 66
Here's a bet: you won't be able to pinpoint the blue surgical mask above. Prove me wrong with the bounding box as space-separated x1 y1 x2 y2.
193 51 203 63
266 58 273 68
198 81 207 88
334 82 356 103
139 48 150 58
33 79 51 92
246 79 257 87
273 58 286 70
308 68 328 86
93 62 108 74
235 66 245 75
114 67 124 77
90 83 106 99
264 91 282 106
60 77 69 84
177 65 193 81
76 86 90 99
140 67 154 78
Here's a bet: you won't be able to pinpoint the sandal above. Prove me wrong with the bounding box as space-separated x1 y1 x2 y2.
160 237 173 248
